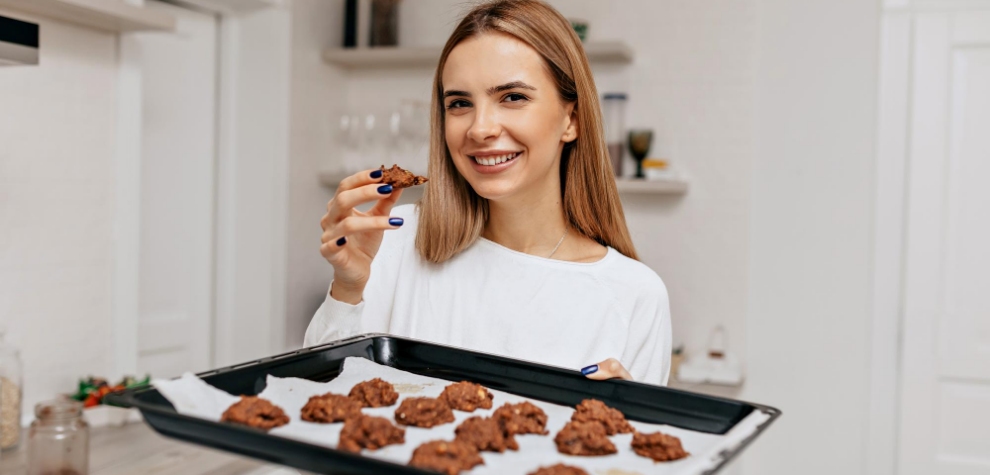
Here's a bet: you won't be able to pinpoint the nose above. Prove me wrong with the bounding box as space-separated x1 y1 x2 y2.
466 103 501 143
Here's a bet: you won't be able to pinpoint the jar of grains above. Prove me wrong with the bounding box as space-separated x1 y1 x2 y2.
27 398 89 475
0 328 23 452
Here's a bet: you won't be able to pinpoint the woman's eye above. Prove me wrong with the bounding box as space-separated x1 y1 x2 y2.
504 93 528 103
446 100 471 110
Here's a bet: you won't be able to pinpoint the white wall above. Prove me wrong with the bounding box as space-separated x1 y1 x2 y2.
739 0 879 474
0 9 117 421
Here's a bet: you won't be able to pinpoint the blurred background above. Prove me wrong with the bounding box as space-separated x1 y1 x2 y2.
1 0 988 474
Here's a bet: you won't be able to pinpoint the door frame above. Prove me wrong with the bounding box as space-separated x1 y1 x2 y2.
870 2 990 475
112 0 290 379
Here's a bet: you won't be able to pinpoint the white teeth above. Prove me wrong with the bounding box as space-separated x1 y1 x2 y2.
473 152 518 166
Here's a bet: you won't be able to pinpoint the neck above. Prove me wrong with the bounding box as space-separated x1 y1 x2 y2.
483 181 568 256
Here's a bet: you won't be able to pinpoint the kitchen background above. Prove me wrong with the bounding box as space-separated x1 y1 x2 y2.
0 0 987 474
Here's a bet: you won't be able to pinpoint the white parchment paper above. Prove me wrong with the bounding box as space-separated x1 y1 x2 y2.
153 357 769 475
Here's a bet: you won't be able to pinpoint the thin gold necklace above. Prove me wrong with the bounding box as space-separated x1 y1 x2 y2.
547 229 568 258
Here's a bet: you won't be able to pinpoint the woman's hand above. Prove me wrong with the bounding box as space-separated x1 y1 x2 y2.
581 358 633 381
320 169 404 304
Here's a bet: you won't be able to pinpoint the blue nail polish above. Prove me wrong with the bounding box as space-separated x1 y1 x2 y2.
389 217 404 227
378 184 393 194
336 237 347 246
581 364 598 376
370 169 383 179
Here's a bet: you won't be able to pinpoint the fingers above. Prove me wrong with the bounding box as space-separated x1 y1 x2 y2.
336 168 384 194
320 215 404 244
328 182 396 221
582 358 633 381
369 187 403 216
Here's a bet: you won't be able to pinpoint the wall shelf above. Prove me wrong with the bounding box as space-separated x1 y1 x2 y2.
319 170 688 195
0 0 176 33
323 40 634 69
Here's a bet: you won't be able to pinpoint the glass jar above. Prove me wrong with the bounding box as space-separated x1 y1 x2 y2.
601 93 628 176
0 328 24 452
27 399 89 475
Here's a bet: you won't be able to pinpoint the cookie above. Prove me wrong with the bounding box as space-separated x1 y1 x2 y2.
492 401 549 436
409 440 484 475
349 378 399 408
338 414 405 453
527 464 590 475
554 421 617 456
380 164 428 189
394 397 455 428
220 396 289 431
300 392 362 423
570 399 634 435
439 381 494 412
454 416 518 453
631 431 690 462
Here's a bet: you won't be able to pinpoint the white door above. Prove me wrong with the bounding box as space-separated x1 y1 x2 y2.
899 10 990 475
135 1 218 378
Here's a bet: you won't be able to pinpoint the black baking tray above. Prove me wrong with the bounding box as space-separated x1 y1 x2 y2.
106 333 780 475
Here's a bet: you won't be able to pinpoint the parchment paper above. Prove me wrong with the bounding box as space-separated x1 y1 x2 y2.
153 357 769 475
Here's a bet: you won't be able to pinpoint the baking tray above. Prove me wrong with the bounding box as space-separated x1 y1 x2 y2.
106 333 780 474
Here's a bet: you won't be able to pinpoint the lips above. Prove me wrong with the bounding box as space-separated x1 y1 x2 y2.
470 152 520 166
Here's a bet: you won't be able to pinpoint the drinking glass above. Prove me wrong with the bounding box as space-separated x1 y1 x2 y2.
627 129 653 179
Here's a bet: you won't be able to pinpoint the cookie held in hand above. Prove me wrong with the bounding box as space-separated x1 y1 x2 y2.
221 396 289 431
380 164 428 189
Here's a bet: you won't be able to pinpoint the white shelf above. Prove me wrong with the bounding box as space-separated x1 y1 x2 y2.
323 40 633 69
319 170 687 195
0 0 176 33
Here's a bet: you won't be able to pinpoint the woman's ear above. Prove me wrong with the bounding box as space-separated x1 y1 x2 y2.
562 103 579 143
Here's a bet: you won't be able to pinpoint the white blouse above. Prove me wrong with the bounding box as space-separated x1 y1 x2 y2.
304 204 672 385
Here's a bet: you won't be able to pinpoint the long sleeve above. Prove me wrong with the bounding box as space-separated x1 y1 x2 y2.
620 277 672 386
303 287 366 347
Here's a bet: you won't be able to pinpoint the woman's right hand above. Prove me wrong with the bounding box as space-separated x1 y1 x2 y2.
320 169 404 304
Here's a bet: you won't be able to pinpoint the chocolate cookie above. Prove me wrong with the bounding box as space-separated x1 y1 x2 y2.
527 464 590 475
454 416 518 453
380 164 428 189
409 440 484 475
554 421 617 456
349 378 399 408
570 399 634 435
300 393 362 423
439 381 494 412
492 401 549 436
631 431 690 462
221 396 289 431
394 397 455 428
338 414 405 453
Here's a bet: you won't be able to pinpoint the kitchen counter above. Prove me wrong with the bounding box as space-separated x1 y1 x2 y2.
0 422 301 475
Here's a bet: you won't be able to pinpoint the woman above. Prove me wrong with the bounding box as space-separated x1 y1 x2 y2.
307 0 671 385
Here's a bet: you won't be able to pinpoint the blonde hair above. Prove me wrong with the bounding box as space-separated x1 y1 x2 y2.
416 0 638 262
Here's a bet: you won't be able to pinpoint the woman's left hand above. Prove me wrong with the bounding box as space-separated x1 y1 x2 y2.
581 358 633 381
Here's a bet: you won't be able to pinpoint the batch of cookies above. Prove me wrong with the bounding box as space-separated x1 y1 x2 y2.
219 378 689 475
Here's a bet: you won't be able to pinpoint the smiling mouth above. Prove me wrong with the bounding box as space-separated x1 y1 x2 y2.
470 152 520 166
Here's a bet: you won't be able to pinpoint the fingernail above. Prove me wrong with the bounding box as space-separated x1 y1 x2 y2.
377 184 393 194
370 169 383 179
336 237 346 246
389 217 404 227
581 364 598 376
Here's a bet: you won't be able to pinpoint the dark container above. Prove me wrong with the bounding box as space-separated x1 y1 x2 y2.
106 334 779 475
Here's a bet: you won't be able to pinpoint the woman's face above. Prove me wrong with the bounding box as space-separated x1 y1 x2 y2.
442 32 578 203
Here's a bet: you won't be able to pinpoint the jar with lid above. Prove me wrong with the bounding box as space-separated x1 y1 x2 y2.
601 93 628 176
27 398 89 475
0 327 24 452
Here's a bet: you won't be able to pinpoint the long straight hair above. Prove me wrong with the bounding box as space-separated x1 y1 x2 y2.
416 0 638 262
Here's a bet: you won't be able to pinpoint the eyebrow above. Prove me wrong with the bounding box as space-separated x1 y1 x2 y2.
442 81 537 99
